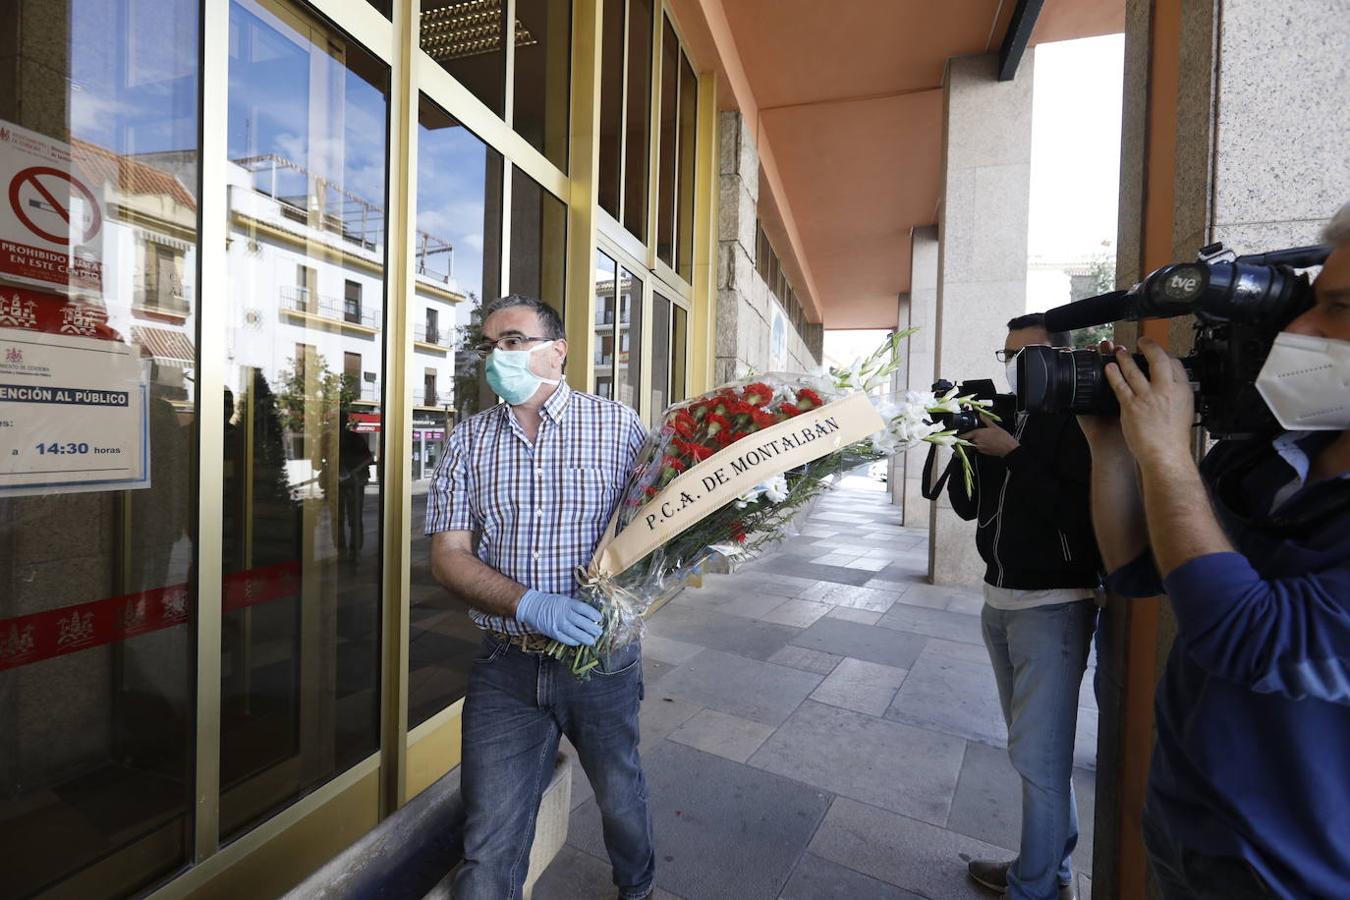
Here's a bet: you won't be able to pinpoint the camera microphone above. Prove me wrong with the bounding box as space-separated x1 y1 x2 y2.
1043 290 1133 333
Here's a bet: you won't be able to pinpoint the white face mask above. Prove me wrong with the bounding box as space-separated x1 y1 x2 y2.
1254 332 1350 431
1005 359 1019 395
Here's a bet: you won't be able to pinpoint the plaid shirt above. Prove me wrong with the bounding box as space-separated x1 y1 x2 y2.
425 382 647 635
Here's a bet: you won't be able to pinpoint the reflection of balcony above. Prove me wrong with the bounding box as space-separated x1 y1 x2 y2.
593 319 630 333
233 154 381 252
134 290 193 321
414 324 452 353
279 285 379 335
352 382 381 405
414 388 449 408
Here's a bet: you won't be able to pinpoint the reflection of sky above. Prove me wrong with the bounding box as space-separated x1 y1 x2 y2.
68 0 199 155
227 0 389 236
416 121 489 300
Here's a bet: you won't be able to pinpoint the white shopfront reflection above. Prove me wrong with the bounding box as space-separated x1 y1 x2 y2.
411 417 446 482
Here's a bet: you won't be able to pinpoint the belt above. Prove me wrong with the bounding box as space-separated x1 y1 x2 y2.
487 630 555 655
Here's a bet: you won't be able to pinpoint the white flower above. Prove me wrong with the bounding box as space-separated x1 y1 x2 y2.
874 398 903 421
762 473 789 503
832 358 867 391
738 484 766 505
887 414 942 446
904 389 937 409
741 474 790 506
927 431 960 447
869 428 901 455
927 388 964 414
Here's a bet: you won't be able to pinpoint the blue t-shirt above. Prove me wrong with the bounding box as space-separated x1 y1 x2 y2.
1109 432 1350 898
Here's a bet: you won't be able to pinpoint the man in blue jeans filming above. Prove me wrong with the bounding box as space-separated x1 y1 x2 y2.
427 294 654 900
943 313 1102 900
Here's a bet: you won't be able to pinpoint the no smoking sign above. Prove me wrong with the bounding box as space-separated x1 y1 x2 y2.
0 122 105 292
8 166 102 246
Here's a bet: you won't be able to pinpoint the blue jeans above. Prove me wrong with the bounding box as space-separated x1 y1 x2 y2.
981 601 1097 900
454 635 654 900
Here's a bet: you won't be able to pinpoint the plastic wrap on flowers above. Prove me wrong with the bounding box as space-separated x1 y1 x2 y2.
543 333 986 678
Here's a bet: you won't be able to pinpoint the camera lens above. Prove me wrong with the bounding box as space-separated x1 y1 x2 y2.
1017 346 1125 415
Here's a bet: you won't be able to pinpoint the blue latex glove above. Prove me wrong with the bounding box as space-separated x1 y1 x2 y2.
514 589 603 647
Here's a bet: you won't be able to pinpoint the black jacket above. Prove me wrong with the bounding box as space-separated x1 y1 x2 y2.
944 412 1102 591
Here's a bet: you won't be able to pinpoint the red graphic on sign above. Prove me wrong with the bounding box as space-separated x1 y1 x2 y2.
8 165 102 246
0 561 303 672
0 285 120 341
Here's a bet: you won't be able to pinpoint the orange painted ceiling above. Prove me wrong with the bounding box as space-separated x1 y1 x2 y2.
701 0 1124 329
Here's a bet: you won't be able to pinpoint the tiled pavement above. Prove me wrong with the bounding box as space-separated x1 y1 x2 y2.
537 476 1098 900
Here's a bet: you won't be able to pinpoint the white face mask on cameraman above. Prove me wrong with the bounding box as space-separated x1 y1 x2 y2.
1005 359 1019 395
1254 332 1350 431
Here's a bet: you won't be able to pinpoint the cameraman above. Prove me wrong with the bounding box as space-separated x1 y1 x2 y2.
1081 203 1350 899
945 313 1102 900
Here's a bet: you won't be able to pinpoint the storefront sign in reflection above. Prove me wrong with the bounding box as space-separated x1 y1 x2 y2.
0 326 149 496
0 121 103 293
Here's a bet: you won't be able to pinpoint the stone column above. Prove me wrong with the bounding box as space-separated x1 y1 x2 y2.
929 52 1035 587
1174 0 1349 256
888 294 910 509
901 226 939 527
0 1 69 138
715 111 769 383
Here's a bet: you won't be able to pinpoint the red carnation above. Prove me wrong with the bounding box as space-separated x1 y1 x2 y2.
645 485 660 499
704 413 732 436
743 383 774 407
730 520 748 544
663 455 687 473
779 403 803 418
796 388 823 410
750 408 778 429
671 417 695 439
679 440 715 462
721 400 744 417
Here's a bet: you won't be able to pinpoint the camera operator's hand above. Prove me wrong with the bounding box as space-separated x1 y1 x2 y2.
1077 340 1130 449
967 416 1020 458
1105 336 1195 468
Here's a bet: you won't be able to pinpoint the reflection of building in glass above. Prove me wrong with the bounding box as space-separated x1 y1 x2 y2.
592 272 636 403
0 120 203 896
223 154 467 488
70 140 201 414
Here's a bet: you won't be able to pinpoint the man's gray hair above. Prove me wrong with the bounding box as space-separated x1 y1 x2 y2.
1323 201 1350 245
481 294 566 340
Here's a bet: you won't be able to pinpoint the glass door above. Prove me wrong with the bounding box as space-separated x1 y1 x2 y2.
592 245 644 414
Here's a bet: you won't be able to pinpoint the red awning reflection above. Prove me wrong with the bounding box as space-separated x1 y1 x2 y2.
348 412 381 433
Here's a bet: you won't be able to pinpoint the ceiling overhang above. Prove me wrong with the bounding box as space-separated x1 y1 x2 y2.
669 0 1124 329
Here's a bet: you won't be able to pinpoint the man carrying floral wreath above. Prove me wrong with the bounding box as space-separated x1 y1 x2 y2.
426 294 654 900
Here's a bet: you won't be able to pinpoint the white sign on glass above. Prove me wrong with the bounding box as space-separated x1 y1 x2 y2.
0 327 150 496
